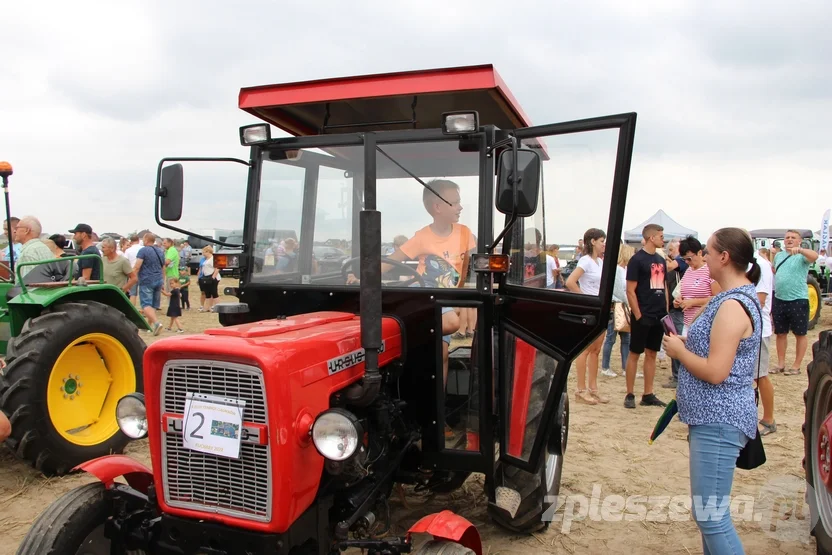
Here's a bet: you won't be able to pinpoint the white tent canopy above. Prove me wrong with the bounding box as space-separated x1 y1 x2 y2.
624 209 698 243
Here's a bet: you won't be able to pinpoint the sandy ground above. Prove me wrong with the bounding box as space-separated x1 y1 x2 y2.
0 278 828 554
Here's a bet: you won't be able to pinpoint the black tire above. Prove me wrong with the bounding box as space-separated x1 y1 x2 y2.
0 301 145 475
16 482 112 555
488 389 569 534
804 330 832 554
414 540 476 555
808 276 823 331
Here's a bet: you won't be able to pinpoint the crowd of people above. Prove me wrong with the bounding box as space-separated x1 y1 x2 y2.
0 217 224 335
561 222 822 552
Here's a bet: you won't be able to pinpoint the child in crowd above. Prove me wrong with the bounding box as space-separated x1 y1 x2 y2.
161 277 184 332
179 269 191 310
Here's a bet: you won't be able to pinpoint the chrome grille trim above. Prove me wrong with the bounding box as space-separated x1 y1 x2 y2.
160 359 271 522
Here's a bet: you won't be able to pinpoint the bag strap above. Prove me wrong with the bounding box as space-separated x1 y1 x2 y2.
734 290 764 404
775 254 792 272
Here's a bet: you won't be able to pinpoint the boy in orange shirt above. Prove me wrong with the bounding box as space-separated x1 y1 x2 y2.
389 179 476 288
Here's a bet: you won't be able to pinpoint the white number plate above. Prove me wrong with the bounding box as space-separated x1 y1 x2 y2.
182 392 247 459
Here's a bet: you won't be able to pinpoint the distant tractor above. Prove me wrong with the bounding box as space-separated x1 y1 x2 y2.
751 229 823 330
0 161 149 476
14 66 637 554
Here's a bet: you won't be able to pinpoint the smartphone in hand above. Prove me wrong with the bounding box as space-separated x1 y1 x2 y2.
661 314 677 336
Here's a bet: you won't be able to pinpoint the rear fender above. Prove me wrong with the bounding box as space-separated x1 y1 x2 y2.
74 454 154 494
407 510 482 555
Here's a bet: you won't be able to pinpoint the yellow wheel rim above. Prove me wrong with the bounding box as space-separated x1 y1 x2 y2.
47 333 136 446
809 284 819 322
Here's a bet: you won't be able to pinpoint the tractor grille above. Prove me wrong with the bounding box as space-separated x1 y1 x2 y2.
160 360 271 522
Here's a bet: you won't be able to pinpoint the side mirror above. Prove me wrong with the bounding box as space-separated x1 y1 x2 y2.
495 148 541 217
158 163 184 221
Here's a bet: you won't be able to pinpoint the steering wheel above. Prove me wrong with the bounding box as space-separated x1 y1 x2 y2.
341 257 425 288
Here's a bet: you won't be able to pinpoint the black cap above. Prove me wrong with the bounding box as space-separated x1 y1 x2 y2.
68 223 93 234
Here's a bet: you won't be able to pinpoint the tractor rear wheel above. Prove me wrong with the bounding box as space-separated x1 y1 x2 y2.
803 330 832 553
0 301 145 475
15 482 137 555
808 276 822 331
488 390 569 533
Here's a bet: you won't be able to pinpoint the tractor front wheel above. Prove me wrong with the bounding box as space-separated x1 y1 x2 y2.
808 276 822 331
0 301 145 475
803 331 832 554
15 483 124 555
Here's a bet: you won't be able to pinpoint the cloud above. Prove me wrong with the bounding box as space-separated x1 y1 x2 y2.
0 0 829 246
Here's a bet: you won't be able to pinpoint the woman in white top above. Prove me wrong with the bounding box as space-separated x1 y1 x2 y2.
566 228 609 405
199 245 221 312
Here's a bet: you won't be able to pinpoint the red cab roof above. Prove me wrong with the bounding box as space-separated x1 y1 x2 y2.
239 64 533 136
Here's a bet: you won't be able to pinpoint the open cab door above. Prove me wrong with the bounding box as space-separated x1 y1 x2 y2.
493 113 636 476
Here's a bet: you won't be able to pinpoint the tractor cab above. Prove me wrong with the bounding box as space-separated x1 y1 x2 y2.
59 65 641 554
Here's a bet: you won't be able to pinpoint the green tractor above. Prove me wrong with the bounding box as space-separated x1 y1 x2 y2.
0 162 149 475
750 229 823 330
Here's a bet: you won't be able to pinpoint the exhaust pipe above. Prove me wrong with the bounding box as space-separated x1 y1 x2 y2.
345 134 382 407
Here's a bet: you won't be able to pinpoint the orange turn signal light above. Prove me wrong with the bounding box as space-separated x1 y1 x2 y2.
471 254 509 273
213 253 240 270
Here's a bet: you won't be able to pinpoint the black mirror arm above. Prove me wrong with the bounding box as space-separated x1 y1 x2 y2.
153 156 250 249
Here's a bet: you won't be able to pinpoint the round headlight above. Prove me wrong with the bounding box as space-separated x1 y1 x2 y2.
116 393 148 439
311 409 362 461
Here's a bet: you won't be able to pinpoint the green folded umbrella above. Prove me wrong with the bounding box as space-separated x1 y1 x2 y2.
649 398 678 444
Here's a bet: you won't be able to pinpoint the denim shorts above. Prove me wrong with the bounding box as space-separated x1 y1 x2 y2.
139 282 162 310
129 283 138 297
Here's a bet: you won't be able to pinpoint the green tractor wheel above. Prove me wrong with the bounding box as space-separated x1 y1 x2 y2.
0 301 145 475
809 276 823 331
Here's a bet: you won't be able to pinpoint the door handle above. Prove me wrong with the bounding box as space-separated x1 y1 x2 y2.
559 312 596 326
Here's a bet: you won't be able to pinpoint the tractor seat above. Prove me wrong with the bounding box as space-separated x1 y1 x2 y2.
6 261 71 300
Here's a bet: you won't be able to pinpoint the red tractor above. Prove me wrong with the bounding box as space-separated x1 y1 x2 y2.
16 65 637 554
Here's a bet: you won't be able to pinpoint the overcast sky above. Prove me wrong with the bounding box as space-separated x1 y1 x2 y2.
1 0 830 244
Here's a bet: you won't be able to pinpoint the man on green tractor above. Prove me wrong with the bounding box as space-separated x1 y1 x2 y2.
70 223 102 281
14 216 54 278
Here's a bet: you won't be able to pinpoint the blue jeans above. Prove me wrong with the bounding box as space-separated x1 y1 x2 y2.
669 310 685 379
689 423 749 555
601 317 630 370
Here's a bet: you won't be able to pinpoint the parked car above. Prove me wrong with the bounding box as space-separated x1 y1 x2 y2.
313 245 348 273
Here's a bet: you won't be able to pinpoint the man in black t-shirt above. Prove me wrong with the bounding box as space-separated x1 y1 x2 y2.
624 224 668 409
69 223 101 281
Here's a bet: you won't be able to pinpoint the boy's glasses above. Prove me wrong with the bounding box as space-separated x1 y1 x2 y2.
682 256 694 262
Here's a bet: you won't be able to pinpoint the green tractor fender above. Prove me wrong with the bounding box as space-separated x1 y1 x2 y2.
6 282 150 337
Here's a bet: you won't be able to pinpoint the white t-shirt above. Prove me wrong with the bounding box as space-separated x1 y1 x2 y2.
125 243 142 267
546 255 557 287
576 255 603 296
202 256 220 280
754 251 773 338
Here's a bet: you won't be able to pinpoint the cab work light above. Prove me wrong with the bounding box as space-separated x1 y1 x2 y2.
442 111 479 135
472 253 509 273
240 124 271 145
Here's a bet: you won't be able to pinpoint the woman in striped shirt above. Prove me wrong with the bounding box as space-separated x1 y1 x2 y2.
675 236 721 334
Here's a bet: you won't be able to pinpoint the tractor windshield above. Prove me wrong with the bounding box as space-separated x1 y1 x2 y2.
251 139 481 288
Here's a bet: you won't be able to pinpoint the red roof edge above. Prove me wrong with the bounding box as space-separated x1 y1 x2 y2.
238 64 533 131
